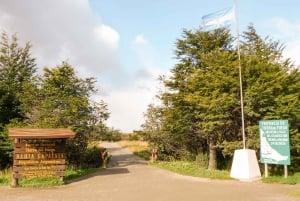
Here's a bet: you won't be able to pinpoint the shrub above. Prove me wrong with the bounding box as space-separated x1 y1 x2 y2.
83 146 104 168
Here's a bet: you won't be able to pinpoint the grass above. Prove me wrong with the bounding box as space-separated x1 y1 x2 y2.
262 172 300 185
153 160 231 180
118 140 300 184
0 168 11 186
289 190 300 198
0 167 102 187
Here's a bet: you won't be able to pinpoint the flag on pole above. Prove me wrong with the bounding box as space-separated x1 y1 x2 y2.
201 7 234 31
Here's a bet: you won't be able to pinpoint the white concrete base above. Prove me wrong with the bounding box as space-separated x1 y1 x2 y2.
230 149 261 181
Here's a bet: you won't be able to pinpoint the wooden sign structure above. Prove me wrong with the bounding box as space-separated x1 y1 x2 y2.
9 128 75 187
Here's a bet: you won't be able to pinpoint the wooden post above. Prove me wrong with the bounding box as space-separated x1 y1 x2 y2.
11 138 19 187
264 163 268 178
284 165 288 178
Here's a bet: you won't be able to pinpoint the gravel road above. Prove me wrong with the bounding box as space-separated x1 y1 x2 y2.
0 142 299 201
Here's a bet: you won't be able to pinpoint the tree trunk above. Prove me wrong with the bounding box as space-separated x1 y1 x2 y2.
208 140 217 169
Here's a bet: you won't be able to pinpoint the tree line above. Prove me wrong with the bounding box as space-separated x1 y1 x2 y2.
142 25 300 171
0 32 113 169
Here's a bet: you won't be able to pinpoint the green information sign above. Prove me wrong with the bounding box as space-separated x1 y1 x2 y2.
259 120 290 165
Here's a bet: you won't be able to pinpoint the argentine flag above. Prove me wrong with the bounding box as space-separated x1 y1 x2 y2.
201 7 234 31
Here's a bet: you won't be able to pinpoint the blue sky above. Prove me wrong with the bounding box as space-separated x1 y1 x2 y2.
0 0 299 132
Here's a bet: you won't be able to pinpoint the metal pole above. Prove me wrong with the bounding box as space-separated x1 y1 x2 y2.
234 0 246 149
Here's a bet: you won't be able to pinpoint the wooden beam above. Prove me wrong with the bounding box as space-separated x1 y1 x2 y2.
9 128 75 139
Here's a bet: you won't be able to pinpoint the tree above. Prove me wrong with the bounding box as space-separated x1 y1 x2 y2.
36 62 98 167
0 32 38 169
143 25 300 170
159 28 236 168
0 32 37 124
88 100 110 141
36 62 95 127
240 25 300 169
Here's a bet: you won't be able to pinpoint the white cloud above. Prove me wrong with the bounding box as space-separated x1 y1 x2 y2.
267 17 300 66
131 34 157 70
0 0 121 77
94 24 120 50
0 1 168 132
132 34 148 46
103 67 165 133
103 86 151 132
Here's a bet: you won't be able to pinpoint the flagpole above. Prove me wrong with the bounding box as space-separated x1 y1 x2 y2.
234 0 246 149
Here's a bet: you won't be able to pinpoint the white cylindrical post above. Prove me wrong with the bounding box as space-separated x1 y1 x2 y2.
264 163 268 178
284 165 288 178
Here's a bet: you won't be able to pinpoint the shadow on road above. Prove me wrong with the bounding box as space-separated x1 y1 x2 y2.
108 154 148 168
66 143 146 184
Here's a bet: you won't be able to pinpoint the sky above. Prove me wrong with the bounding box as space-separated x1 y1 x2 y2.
0 0 299 132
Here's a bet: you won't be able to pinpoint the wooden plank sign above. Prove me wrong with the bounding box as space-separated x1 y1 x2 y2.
9 128 75 185
13 140 66 179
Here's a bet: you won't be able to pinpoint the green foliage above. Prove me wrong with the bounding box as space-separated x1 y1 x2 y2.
0 32 38 169
83 145 104 168
0 126 13 170
262 172 300 185
99 127 122 141
0 32 38 124
133 150 151 160
37 62 95 128
143 24 300 170
0 32 111 169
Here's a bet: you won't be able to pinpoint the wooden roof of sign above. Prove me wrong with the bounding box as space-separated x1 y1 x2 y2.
8 128 75 139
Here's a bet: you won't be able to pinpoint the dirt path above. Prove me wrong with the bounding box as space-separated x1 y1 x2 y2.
0 142 299 201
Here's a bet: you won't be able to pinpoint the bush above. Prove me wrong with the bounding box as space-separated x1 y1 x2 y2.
100 128 122 141
83 146 104 168
0 125 14 170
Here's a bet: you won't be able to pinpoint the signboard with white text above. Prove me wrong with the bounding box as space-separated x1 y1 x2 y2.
259 120 290 165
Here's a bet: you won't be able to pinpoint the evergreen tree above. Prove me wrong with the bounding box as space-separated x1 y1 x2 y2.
143 25 300 170
37 62 98 167
0 32 37 169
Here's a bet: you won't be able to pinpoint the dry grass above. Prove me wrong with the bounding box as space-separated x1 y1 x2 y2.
117 140 150 160
117 140 149 152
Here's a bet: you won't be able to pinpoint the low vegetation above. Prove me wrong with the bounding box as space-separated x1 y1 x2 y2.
262 172 300 185
153 161 231 180
289 190 300 198
118 139 300 185
0 167 101 187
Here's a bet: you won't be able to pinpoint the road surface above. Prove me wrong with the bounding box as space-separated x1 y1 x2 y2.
0 142 299 201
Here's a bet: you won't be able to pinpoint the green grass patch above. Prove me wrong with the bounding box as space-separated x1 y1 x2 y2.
289 190 300 198
152 161 231 180
133 150 151 160
19 176 63 188
0 167 102 187
262 172 300 185
64 168 101 182
0 168 11 186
